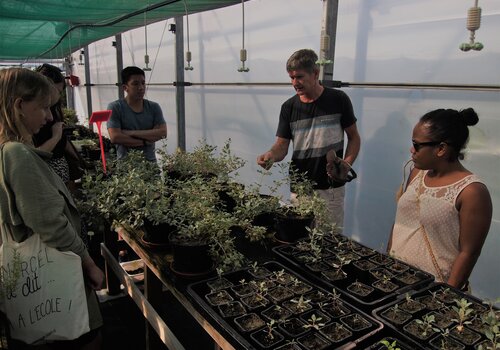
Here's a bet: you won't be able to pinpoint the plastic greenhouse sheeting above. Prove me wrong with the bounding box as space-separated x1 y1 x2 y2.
0 0 245 61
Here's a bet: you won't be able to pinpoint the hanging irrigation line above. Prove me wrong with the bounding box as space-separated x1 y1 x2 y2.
237 0 249 72
148 20 169 86
183 0 193 70
143 2 152 72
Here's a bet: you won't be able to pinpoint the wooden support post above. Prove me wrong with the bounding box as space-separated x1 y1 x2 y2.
103 224 121 295
144 266 166 350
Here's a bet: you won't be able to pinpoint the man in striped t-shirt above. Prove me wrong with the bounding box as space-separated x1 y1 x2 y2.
257 49 360 228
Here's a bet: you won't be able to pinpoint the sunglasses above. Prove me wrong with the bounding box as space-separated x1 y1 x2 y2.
412 140 442 152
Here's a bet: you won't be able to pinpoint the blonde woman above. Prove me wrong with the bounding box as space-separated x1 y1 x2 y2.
0 68 103 349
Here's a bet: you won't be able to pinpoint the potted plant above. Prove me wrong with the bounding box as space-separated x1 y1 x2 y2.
273 166 324 244
78 150 173 246
160 138 245 182
79 140 272 274
250 319 285 348
166 175 244 275
235 160 334 256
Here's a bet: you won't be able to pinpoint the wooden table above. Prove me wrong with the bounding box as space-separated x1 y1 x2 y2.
100 225 237 350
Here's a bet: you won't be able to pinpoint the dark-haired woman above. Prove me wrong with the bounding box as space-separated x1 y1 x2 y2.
33 63 83 191
388 108 492 290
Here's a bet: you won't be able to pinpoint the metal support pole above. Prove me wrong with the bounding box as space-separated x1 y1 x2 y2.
114 34 124 100
63 56 75 110
320 0 339 81
83 45 93 126
174 16 186 151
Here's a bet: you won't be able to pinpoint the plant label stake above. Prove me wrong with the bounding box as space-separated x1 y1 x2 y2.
89 110 112 173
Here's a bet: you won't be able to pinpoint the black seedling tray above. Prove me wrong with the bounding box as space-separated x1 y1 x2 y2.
273 235 434 310
188 261 383 350
372 282 497 350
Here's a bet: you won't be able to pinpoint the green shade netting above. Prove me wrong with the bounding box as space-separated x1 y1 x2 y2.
0 0 243 60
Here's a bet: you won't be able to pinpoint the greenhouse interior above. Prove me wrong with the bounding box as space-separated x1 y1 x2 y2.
0 0 499 349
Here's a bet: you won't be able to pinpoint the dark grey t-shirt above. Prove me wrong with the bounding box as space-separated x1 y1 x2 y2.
106 99 166 161
276 88 356 189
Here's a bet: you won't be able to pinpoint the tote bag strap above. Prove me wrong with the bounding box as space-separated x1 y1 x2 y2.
0 143 12 245
0 142 24 246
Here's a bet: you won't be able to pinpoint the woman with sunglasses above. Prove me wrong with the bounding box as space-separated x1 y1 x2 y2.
387 108 492 291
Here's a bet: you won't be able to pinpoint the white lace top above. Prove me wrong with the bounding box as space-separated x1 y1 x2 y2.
391 170 482 282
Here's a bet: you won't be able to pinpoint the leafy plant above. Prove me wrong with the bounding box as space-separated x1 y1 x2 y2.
452 298 473 332
330 289 342 305
405 293 416 306
290 295 311 313
379 338 401 350
478 299 500 349
274 168 335 260
62 107 79 126
437 328 452 350
303 314 325 330
78 141 256 273
78 150 167 229
265 319 276 340
380 274 392 285
160 138 245 181
248 280 269 306
167 176 244 271
415 314 436 337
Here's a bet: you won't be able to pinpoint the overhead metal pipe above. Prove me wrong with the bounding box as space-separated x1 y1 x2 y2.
85 81 500 92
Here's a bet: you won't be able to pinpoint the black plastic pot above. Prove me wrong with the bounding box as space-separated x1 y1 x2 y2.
169 234 213 276
142 219 176 247
274 213 314 243
217 182 245 213
231 227 274 262
250 328 284 348
218 301 246 318
252 212 276 231
358 334 415 350
81 145 101 160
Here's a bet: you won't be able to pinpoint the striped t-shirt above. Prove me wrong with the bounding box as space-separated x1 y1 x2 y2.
276 88 357 189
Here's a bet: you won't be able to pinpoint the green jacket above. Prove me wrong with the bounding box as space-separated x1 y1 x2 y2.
0 142 88 259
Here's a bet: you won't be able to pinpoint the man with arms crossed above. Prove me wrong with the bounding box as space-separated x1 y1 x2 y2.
107 66 167 161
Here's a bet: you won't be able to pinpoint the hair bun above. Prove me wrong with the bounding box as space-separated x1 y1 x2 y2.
459 108 479 126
